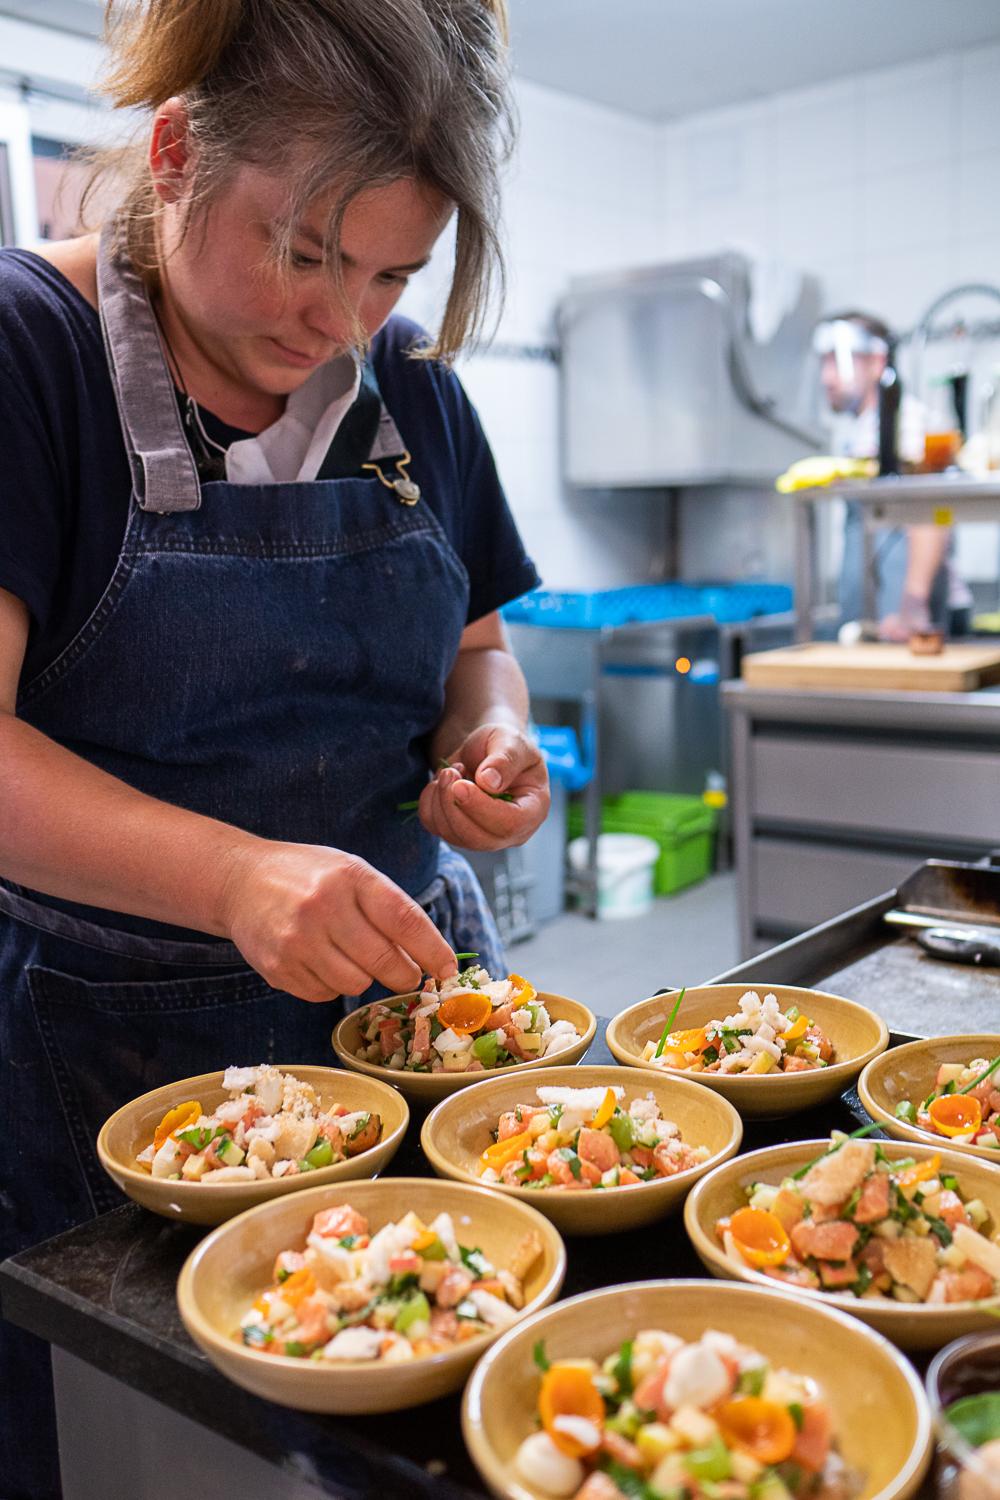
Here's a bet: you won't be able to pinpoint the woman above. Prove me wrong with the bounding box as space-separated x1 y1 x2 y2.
0 2 547 1492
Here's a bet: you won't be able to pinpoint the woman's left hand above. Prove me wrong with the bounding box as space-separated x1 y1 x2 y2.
418 723 550 851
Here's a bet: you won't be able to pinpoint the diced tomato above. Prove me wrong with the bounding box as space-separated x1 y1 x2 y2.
804 1024 833 1062
792 1401 832 1472
934 1265 996 1302
310 1205 369 1239
633 1356 672 1418
388 1252 421 1275
411 1013 431 1061
817 1259 858 1288
629 1146 654 1169
600 1429 643 1470
765 1263 820 1289
578 1128 620 1173
852 1172 890 1224
936 1189 971 1230
618 1169 640 1185
791 1219 859 1262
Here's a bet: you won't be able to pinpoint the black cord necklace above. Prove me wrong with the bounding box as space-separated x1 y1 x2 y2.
154 308 228 482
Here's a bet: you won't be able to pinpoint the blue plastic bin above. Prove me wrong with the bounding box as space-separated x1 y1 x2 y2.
502 582 792 630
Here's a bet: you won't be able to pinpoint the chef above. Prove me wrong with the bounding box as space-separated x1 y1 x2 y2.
813 310 963 639
0 1 545 1494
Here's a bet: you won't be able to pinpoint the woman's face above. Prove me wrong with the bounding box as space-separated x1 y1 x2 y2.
157 153 453 402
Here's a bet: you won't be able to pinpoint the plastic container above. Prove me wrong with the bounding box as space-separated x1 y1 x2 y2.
569 792 716 896
568 832 659 920
502 582 793 631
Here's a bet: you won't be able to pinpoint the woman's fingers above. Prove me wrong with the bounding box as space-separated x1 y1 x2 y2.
355 865 456 981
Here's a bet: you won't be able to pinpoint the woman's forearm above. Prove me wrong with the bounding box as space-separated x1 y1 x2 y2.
0 710 260 934
904 524 950 600
430 645 529 766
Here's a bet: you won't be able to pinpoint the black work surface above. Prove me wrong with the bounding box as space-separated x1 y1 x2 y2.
0 1025 917 1500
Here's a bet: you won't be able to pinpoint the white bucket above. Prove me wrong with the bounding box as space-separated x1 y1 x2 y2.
568 833 660 920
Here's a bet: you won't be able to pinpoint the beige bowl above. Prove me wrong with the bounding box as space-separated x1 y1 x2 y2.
97 1065 409 1226
684 1137 1000 1351
462 1279 932 1500
606 984 889 1118
858 1034 1000 1163
177 1177 565 1414
331 991 597 1104
420 1065 742 1235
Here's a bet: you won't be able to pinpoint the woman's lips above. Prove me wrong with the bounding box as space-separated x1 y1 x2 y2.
269 337 328 368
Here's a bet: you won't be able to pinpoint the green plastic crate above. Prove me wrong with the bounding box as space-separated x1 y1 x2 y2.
568 792 716 896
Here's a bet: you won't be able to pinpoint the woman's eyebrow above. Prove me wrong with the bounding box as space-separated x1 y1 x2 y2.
294 223 430 274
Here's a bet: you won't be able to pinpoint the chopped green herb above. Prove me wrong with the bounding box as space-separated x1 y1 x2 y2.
652 988 686 1059
611 1339 634 1396
460 1245 491 1278
533 1339 550 1372
788 1402 804 1430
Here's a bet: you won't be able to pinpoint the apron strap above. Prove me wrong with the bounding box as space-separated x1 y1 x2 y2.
96 223 202 515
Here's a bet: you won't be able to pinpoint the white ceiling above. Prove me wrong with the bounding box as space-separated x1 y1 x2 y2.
4 0 1000 123
508 0 1000 120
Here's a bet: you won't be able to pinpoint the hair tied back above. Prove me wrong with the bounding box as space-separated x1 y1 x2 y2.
101 0 244 109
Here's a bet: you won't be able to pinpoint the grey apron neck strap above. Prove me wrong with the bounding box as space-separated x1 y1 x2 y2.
97 223 201 514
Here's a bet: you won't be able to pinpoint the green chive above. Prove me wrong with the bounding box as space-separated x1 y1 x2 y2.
653 988 686 1058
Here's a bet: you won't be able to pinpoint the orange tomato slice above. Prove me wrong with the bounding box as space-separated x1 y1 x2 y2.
438 991 493 1036
673 1027 708 1054
589 1088 618 1130
655 1047 690 1070
781 1014 810 1042
928 1094 983 1138
716 1397 797 1464
538 1361 605 1458
280 1268 317 1309
508 973 537 1005
897 1153 942 1190
729 1206 791 1268
479 1129 534 1173
153 1101 201 1151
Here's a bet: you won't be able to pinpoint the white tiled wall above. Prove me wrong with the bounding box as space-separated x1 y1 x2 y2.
400 79 672 591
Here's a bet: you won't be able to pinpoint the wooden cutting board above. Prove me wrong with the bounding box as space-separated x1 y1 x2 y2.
741 642 1000 691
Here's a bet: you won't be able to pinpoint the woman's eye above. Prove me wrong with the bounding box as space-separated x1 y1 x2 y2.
378 272 409 288
291 250 323 270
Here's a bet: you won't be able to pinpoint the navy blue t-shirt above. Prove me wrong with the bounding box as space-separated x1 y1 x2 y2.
0 248 538 684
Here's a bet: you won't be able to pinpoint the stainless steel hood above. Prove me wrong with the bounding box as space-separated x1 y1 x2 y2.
558 251 822 488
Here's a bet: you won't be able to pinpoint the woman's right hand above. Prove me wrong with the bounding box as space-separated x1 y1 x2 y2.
219 841 457 1002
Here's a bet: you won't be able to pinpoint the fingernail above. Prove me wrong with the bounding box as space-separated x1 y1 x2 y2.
480 768 502 791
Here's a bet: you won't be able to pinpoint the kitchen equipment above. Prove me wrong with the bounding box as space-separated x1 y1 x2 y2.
916 927 1000 966
741 640 1000 690
712 858 1000 1037
558 251 820 487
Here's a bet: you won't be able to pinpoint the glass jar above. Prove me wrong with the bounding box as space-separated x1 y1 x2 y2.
922 375 964 472
926 1331 1000 1500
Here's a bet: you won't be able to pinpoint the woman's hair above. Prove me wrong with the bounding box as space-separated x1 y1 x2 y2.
88 0 514 359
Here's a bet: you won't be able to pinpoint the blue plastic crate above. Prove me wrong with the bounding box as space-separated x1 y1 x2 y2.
503 582 792 630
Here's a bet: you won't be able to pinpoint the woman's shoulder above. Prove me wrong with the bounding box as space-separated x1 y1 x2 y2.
0 241 106 404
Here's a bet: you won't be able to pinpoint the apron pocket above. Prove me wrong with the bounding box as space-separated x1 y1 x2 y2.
26 963 339 1217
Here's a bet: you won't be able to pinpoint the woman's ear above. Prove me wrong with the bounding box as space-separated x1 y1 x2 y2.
149 97 192 203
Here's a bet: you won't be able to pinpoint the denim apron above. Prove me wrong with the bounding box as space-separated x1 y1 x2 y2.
0 231 503 1498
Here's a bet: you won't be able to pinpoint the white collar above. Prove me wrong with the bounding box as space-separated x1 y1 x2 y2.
224 353 362 485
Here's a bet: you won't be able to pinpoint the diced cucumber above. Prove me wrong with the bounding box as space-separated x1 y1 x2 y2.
394 1292 431 1337
895 1100 918 1124
216 1136 246 1168
684 1436 732 1482
303 1138 333 1170
472 1032 499 1068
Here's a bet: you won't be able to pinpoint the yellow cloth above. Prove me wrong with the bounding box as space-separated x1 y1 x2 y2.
775 455 876 493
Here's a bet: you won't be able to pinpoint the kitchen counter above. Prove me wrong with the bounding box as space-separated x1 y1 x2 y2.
1 1019 921 1500
724 678 1000 953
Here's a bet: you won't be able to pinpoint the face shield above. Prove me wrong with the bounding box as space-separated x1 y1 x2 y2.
812 319 889 415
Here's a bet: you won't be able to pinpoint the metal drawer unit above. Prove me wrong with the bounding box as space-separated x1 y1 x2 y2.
725 680 1000 955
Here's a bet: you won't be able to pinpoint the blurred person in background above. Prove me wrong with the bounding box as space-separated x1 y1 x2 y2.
814 309 971 638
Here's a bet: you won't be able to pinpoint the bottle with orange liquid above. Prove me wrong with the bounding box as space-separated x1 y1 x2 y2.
921 375 963 472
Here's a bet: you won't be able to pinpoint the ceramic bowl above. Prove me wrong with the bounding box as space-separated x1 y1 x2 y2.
684 1137 1000 1351
97 1065 409 1226
420 1064 742 1235
462 1279 932 1500
606 983 889 1118
331 991 596 1104
858 1034 1000 1163
177 1177 565 1413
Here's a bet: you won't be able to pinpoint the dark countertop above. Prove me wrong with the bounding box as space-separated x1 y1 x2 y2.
0 1023 907 1500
